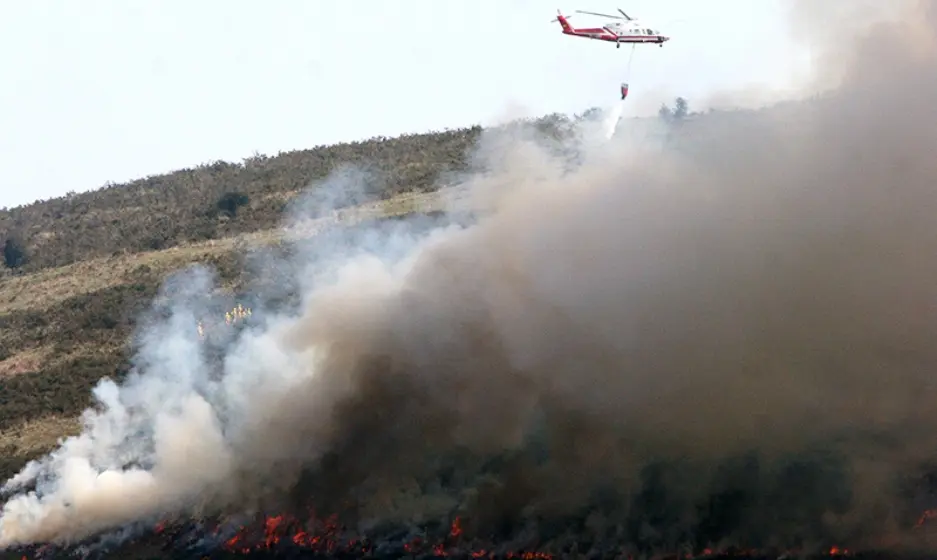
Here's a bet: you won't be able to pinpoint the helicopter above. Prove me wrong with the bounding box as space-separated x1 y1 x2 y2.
551 7 669 48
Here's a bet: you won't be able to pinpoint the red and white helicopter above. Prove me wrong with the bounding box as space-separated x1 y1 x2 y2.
552 7 669 48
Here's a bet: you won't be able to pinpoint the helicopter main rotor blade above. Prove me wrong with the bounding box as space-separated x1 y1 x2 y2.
575 9 625 20
617 8 633 20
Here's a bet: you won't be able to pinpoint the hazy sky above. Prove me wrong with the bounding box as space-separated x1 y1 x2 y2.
0 0 811 209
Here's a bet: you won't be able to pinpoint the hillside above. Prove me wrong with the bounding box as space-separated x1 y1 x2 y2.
0 127 480 273
0 106 698 484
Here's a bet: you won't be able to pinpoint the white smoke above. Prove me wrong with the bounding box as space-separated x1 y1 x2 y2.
0 159 503 548
0 267 238 545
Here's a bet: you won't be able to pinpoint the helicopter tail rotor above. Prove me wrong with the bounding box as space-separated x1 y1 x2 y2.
550 9 574 23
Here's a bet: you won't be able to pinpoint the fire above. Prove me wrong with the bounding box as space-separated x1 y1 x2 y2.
450 515 463 538
203 512 556 558
218 512 368 555
16 506 937 558
916 508 937 527
142 508 920 559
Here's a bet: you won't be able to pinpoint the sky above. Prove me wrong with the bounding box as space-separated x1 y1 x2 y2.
0 0 813 209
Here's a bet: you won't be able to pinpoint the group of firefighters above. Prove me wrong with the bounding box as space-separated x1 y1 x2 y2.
196 303 252 338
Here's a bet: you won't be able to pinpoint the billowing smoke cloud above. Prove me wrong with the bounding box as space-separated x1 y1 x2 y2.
4 0 937 553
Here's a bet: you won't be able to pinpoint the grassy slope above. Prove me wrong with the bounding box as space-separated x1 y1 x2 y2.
0 188 474 480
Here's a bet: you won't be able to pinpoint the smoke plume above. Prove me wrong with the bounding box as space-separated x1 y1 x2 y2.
4 0 937 554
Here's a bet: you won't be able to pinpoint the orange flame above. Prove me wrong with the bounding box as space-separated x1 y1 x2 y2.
916 508 937 528
141 505 937 559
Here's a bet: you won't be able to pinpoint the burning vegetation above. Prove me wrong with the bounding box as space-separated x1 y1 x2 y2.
7 448 937 559
0 512 907 559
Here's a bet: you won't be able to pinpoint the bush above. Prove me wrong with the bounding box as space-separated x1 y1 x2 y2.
216 192 250 218
3 237 26 269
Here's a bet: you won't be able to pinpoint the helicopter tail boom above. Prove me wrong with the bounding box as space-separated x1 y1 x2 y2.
552 10 574 33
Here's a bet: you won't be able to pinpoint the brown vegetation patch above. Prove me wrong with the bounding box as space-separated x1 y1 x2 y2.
0 346 51 378
0 414 81 462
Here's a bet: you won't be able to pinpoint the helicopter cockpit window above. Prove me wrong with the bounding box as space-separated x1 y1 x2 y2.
646 28 653 34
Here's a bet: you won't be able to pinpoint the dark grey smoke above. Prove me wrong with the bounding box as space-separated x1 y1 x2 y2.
4 0 937 555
